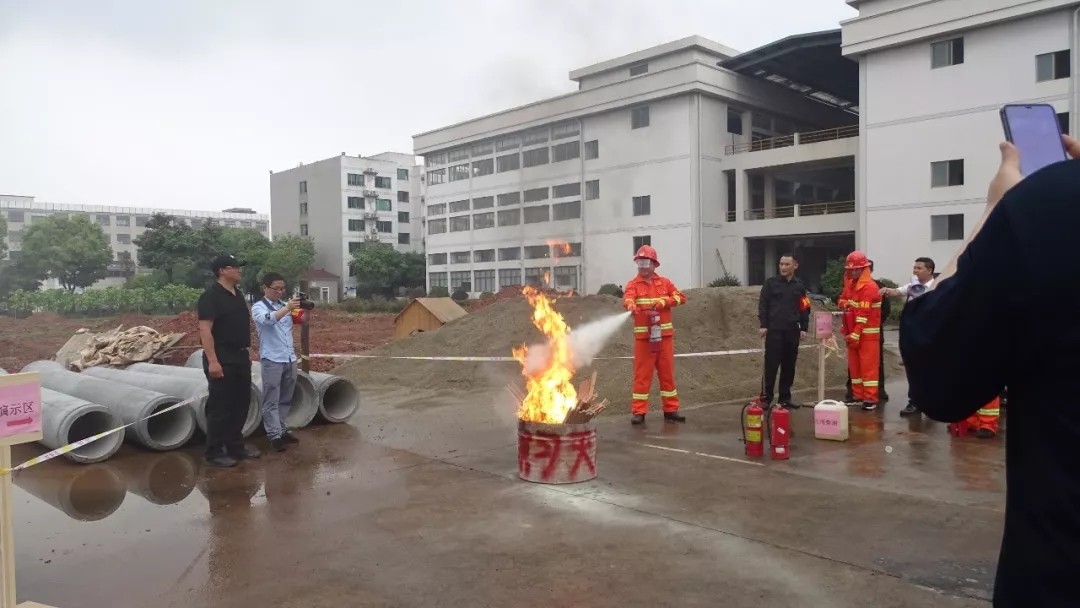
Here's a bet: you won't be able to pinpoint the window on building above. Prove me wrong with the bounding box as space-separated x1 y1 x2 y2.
931 160 964 187
428 218 447 234
1059 112 1070 135
553 201 581 221
97 214 111 226
133 215 148 227
472 196 494 209
474 269 496 292
429 272 448 288
376 221 392 233
584 140 599 160
499 268 522 288
348 196 364 209
397 191 410 203
300 224 309 236
348 219 365 232
931 37 964 68
524 187 549 203
632 235 651 253
497 192 521 206
552 141 580 163
524 244 550 259
473 212 495 229
497 209 521 226
349 241 363 253
474 249 496 263
449 164 470 182
397 168 409 180
348 173 363 186
449 199 470 213
931 214 965 241
523 206 550 224
300 202 308 215
190 218 202 229
398 233 410 245
451 271 472 290
224 220 237 228
472 158 495 177
426 152 448 167
398 211 410 223
240 220 252 228
448 148 469 162
524 267 549 286
256 222 268 232
631 106 650 129
427 203 446 215
629 63 649 76
553 183 581 198
551 122 580 140
522 147 549 168
450 216 470 232
1037 50 1071 82
727 109 744 135
7 211 24 223
471 141 494 156
523 129 549 146
116 233 131 244
116 216 131 227
376 199 392 211
496 135 520 152
498 246 521 261
554 265 579 290
497 153 520 172
632 195 651 216
553 242 582 258
428 169 446 184
451 251 471 264
429 253 447 265
585 179 600 200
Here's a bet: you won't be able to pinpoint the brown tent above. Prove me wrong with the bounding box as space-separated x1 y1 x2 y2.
393 297 468 340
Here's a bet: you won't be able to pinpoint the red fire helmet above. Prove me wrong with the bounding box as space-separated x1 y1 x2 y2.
634 245 660 266
845 250 871 270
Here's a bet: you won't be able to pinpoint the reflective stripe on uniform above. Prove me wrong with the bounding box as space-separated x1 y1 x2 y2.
871 302 882 308
635 298 657 305
672 294 684 304
633 326 648 333
863 327 880 334
660 323 673 330
850 333 861 340
660 389 678 398
632 393 649 400
979 408 1000 416
863 380 879 387
855 316 868 323
851 378 863 385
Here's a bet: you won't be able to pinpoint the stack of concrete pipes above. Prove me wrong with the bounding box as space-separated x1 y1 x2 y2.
10 355 360 465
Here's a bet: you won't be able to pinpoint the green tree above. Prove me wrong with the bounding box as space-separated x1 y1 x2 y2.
218 227 272 294
21 215 112 291
349 244 423 297
820 257 846 303
0 214 7 261
133 213 224 287
263 234 316 288
0 260 42 298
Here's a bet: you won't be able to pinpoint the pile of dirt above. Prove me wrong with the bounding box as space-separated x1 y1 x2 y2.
334 287 899 407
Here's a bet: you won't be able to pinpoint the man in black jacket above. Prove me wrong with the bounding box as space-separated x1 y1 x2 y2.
844 260 892 402
758 254 811 409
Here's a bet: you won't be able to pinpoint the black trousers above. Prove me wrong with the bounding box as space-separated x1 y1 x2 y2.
845 337 887 398
763 328 800 404
203 353 252 458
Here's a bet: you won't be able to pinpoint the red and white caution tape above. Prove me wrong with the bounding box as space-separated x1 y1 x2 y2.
309 344 818 362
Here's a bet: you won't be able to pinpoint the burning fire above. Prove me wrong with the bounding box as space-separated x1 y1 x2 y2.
511 285 577 423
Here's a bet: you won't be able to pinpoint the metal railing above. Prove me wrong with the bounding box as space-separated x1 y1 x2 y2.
742 200 855 221
724 125 859 155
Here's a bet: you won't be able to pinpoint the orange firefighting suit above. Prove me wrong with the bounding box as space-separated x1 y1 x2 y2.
623 274 687 415
959 396 1001 435
839 271 883 403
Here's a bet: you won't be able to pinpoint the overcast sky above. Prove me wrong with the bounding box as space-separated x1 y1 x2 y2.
0 0 856 213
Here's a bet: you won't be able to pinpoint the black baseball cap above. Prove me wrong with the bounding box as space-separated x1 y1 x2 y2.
210 254 246 274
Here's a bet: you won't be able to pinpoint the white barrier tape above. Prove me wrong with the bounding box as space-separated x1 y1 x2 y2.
310 344 818 362
1 395 201 476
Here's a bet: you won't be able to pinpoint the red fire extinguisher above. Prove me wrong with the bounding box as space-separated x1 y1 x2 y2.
770 404 790 460
742 398 764 458
647 309 661 353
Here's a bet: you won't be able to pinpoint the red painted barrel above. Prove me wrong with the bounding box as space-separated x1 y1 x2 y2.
517 420 597 484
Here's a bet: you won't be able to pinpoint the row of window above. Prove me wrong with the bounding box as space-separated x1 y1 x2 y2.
345 174 400 189
428 242 582 266
426 181 598 216
931 37 1071 82
426 122 583 167
427 201 583 234
1 210 266 231
345 233 412 250
427 141 599 185
347 214 410 231
346 197 395 211
429 265 581 292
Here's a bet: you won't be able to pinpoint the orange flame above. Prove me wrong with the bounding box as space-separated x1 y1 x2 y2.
511 285 577 423
547 239 573 258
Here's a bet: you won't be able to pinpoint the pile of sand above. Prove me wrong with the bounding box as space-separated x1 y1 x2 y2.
334 287 900 408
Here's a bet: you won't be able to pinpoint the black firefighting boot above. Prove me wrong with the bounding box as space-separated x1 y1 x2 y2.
663 411 686 423
631 414 645 425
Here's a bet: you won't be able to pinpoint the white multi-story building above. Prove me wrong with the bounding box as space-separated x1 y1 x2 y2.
0 194 269 288
843 0 1079 280
269 152 423 295
414 35 861 295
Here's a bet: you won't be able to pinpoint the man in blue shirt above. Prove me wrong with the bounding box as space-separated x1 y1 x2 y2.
251 272 301 452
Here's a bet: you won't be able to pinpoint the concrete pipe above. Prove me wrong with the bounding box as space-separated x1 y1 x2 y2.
112 451 198 506
0 368 123 464
81 366 210 436
186 350 318 430
13 462 127 521
305 371 360 423
21 361 195 452
125 362 262 438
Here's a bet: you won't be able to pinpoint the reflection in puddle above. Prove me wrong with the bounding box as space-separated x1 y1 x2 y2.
14 463 127 521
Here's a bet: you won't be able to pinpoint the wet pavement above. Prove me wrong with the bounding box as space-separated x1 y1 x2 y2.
10 380 1002 607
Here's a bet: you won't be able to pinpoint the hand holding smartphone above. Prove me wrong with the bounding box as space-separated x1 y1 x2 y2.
1000 103 1069 176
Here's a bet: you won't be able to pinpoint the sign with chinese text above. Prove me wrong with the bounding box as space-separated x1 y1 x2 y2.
0 372 42 445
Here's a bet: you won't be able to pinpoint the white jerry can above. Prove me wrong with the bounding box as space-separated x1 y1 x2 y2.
814 399 849 441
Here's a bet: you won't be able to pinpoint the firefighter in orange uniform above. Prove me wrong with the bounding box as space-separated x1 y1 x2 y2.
839 251 884 411
623 245 688 425
952 396 1001 439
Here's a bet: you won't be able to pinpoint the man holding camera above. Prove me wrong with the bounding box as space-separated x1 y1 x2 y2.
252 272 303 452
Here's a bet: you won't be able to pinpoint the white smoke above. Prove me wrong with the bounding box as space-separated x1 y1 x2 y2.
520 311 632 375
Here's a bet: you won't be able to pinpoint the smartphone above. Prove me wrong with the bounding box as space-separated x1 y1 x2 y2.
1000 103 1069 176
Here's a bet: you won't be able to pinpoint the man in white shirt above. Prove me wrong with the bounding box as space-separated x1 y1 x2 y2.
251 272 302 452
881 257 935 417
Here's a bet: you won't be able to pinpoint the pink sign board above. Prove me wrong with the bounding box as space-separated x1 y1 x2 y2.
814 311 833 339
815 411 842 437
0 374 41 440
